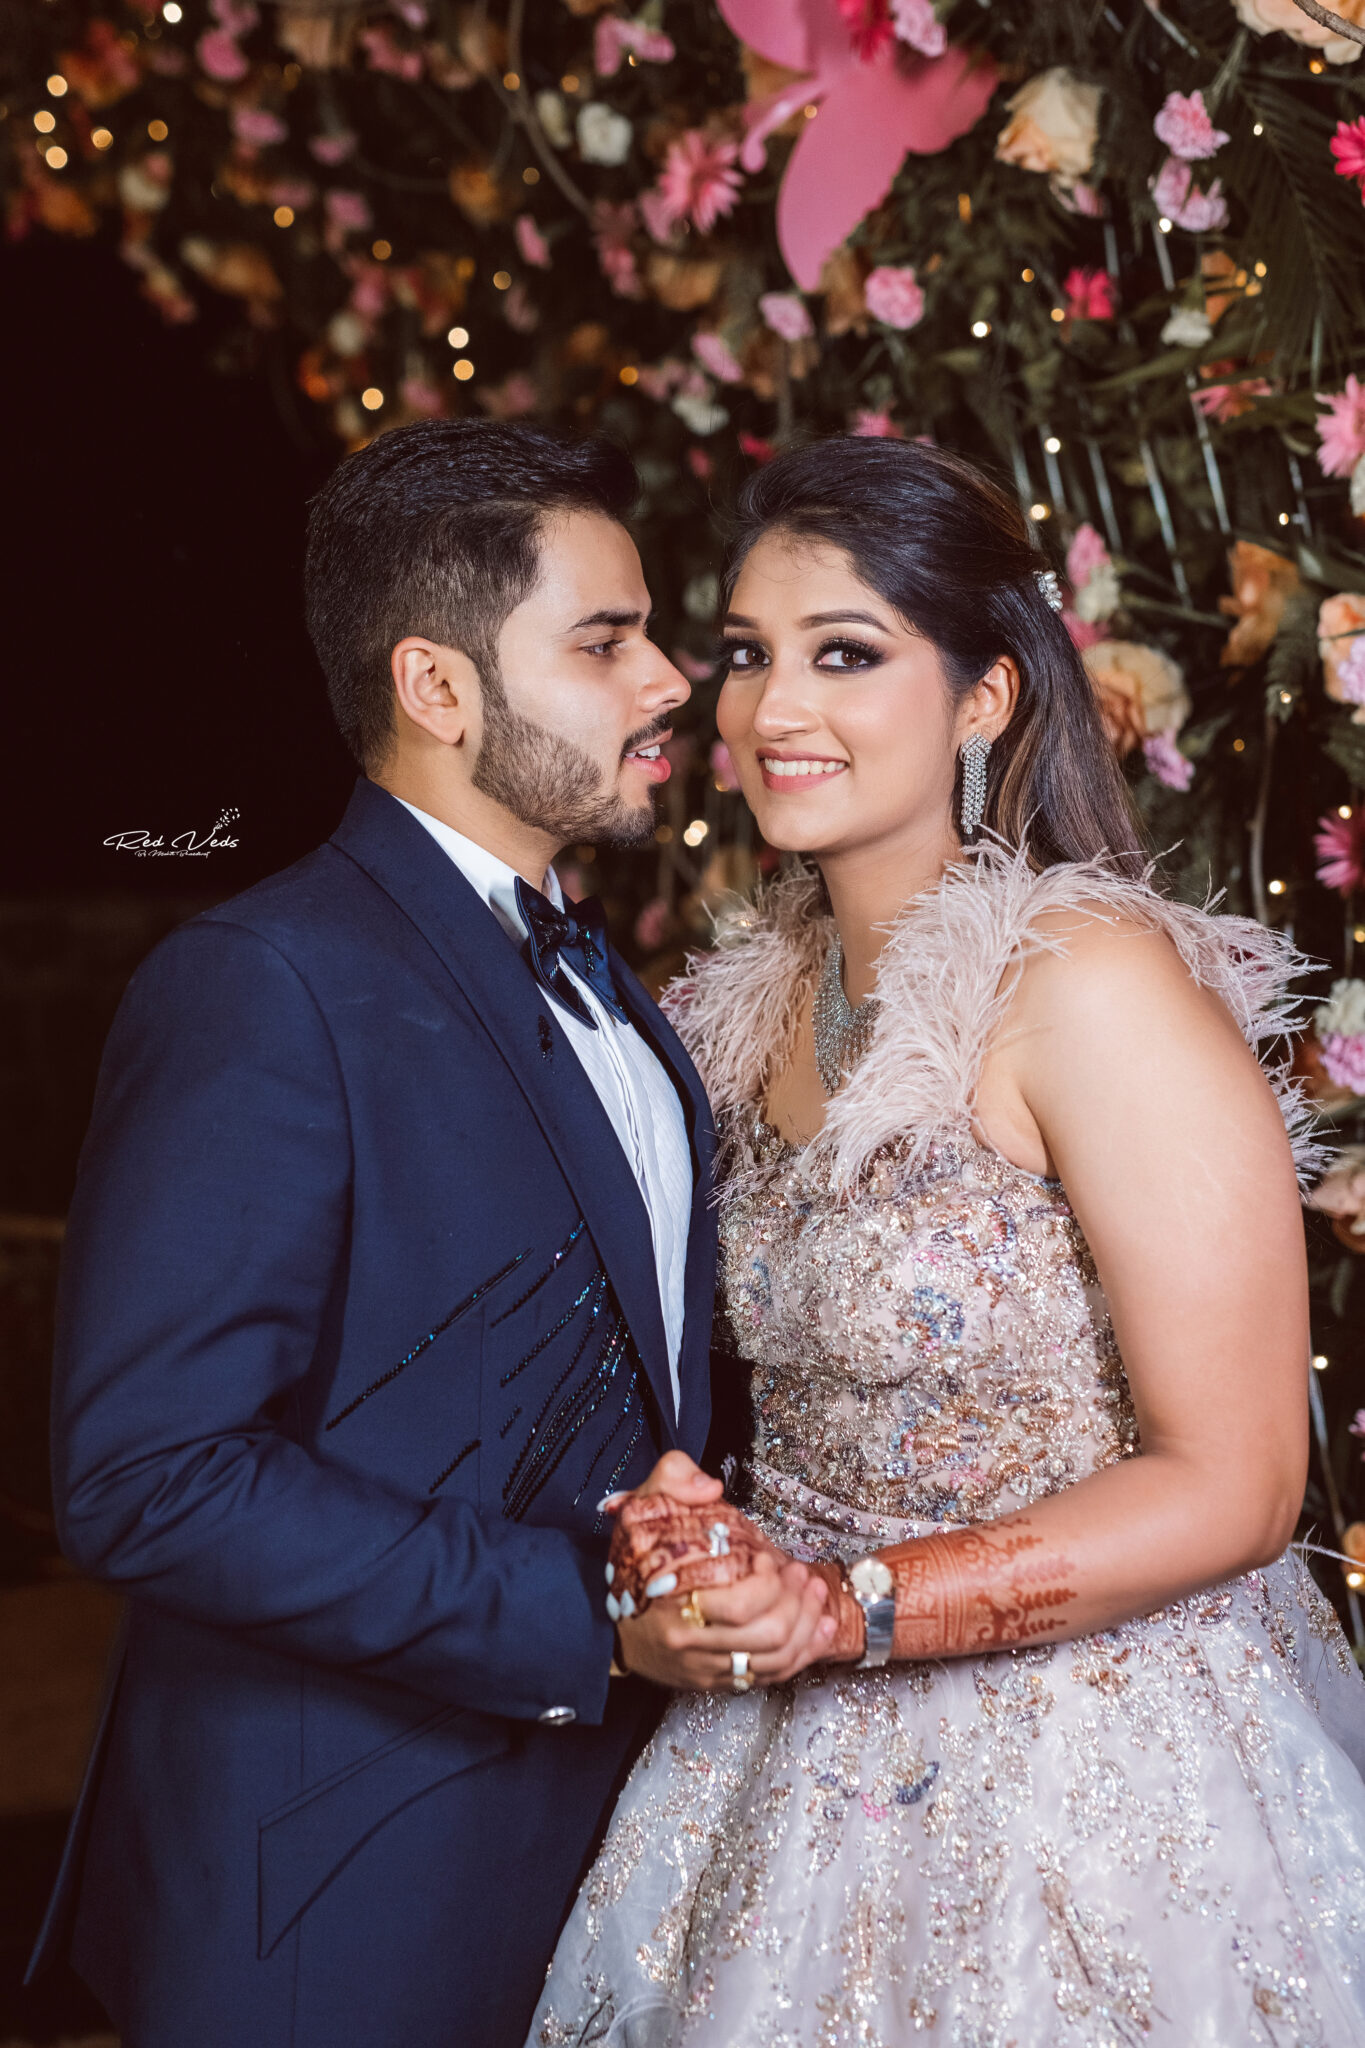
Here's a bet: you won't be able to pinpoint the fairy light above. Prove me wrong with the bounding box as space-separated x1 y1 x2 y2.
34 110 56 133
1355 926 1365 944
1279 687 1292 702
1021 267 1035 282
1278 511 1290 526
453 358 474 380
502 71 520 90
1029 501 1051 521
654 823 674 845
47 74 67 96
361 387 384 411
1252 121 1264 135
1310 57 1325 73
162 0 182 17
560 74 580 92
493 270 511 290
682 819 709 847
1254 261 1267 277
273 204 294 227
803 104 818 119
1349 1571 1365 1590
522 166 540 184
44 145 68 168
148 118 169 141
1339 805 1353 820
971 319 990 338
1044 435 1062 453
92 127 113 149
1312 1353 1329 1371
1233 737 1246 752
1268 879 1287 896
1157 216 1172 233
447 325 469 347
1050 306 1065 323
618 364 639 385
372 238 392 260
456 255 475 279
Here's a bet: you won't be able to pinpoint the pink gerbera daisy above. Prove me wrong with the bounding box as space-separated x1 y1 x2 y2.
1316 374 1365 479
655 131 743 235
1315 809 1365 894
1331 116 1365 187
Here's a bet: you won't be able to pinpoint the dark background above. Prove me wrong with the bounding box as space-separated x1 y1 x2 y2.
0 234 352 2041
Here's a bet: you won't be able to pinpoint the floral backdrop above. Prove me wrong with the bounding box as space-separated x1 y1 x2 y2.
6 0 1365 1631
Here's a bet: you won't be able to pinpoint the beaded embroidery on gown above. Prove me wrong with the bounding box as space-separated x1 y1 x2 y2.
530 847 1365 2048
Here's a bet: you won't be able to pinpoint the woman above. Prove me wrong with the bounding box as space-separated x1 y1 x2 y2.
530 439 1365 2046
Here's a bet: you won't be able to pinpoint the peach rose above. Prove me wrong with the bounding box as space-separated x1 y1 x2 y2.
1082 640 1189 756
1233 0 1365 64
1319 591 1365 724
995 69 1102 184
1308 1143 1365 1253
1218 541 1302 668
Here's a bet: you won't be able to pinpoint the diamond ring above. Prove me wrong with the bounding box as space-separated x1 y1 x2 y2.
730 1650 752 1694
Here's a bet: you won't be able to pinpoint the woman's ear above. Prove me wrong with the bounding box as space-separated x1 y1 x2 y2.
964 655 1021 743
390 637 481 748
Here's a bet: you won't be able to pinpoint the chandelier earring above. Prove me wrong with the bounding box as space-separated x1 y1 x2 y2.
959 732 991 841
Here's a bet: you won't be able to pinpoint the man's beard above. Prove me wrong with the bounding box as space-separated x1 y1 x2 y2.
470 668 663 849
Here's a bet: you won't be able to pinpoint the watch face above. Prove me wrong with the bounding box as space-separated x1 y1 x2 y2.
850 1556 894 1601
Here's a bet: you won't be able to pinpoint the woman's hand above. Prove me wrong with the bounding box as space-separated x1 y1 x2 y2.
606 1484 780 1619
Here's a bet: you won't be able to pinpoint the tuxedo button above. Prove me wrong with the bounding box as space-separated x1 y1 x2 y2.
538 1704 576 1727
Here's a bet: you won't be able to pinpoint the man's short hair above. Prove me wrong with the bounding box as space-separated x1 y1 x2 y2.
304 419 639 772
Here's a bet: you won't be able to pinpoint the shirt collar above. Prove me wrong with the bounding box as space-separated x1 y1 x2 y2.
393 798 563 945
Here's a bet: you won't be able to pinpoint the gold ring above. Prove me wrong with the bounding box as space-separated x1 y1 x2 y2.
680 1589 708 1629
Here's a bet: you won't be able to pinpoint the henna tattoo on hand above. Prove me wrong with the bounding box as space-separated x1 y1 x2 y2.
884 1524 1077 1659
606 1496 777 1616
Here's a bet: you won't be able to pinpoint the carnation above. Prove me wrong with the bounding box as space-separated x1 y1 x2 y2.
1315 375 1365 479
1082 639 1189 755
758 291 814 342
1152 89 1229 161
1151 156 1230 232
1317 976 1365 1040
890 0 947 57
656 130 743 235
1318 592 1365 719
1161 304 1213 348
577 102 633 167
864 265 925 329
691 331 744 384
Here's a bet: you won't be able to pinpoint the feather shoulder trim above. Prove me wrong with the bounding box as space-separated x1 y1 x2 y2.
663 840 1325 1193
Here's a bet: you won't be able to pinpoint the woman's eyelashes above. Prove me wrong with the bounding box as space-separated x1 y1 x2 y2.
720 636 884 673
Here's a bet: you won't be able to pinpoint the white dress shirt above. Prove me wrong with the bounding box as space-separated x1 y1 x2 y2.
396 799 693 1420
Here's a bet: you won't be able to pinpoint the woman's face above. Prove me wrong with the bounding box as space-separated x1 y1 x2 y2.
716 531 969 860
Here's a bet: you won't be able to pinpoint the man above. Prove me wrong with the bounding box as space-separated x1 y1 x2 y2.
30 422 828 2048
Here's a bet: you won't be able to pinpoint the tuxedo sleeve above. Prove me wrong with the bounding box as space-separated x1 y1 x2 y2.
51 917 615 1726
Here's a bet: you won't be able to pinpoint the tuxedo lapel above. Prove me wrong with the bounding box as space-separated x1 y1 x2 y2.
331 780 682 1444
611 955 716 1460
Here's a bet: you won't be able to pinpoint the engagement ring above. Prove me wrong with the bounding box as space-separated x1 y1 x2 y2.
730 1650 752 1694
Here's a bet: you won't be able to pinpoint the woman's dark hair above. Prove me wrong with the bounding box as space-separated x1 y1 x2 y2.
721 437 1145 873
306 419 638 772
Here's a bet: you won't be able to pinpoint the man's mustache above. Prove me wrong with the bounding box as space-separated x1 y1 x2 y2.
620 717 673 758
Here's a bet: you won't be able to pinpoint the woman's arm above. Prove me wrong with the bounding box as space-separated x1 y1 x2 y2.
612 913 1311 1668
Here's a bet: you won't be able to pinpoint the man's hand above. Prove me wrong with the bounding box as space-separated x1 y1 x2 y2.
616 1556 836 1690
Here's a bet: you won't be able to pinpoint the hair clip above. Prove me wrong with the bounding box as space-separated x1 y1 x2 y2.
1035 567 1064 613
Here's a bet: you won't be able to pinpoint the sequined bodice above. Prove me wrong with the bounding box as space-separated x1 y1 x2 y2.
721 1118 1139 1548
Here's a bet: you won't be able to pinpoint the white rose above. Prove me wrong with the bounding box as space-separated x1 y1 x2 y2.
1161 305 1213 348
683 571 720 619
1317 978 1365 1038
672 392 728 436
327 310 370 357
1074 560 1122 624
577 102 632 166
995 68 1102 182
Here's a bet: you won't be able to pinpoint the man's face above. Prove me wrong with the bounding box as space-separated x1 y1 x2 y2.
470 510 690 848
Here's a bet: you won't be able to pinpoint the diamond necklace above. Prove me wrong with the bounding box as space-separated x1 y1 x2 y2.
812 931 878 1094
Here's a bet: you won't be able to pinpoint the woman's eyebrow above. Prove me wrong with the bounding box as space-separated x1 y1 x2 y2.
798 608 891 630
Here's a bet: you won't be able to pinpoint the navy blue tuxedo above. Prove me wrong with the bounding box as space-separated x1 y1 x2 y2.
31 778 717 2048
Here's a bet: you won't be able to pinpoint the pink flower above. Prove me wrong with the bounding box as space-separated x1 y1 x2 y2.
1316 375 1365 478
653 131 743 235
309 132 357 165
1056 179 1105 217
636 359 687 401
591 201 642 298
711 740 742 789
891 0 947 57
1150 155 1230 232
514 215 551 268
1350 1410 1365 1438
400 375 444 417
720 0 995 290
476 370 539 419
638 186 679 246
864 264 925 328
686 447 714 479
594 15 676 77
210 0 257 31
1315 810 1365 893
634 897 672 951
759 291 813 341
1320 1032 1365 1094
1063 267 1114 320
1191 377 1272 423
1331 116 1365 186
359 24 423 78
851 408 903 437
1142 729 1194 790
738 430 776 462
232 105 287 146
197 29 249 80
503 283 538 333
1066 523 1110 586
1063 610 1106 650
1338 636 1365 706
692 331 744 383
347 262 389 319
325 189 372 234
1153 89 1229 161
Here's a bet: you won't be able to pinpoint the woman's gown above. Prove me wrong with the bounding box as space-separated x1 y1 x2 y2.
530 847 1365 2048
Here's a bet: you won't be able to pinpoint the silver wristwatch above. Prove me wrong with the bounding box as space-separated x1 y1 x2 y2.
847 1555 895 1668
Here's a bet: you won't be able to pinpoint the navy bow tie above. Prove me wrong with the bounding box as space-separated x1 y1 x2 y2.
515 877 628 1030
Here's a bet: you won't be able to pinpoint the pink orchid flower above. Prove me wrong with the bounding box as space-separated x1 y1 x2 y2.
594 15 676 78
717 0 997 289
515 215 551 268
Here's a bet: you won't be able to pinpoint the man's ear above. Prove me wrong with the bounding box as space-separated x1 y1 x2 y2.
390 637 481 749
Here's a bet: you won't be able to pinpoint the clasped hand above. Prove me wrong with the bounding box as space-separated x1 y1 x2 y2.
606 1452 841 1691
